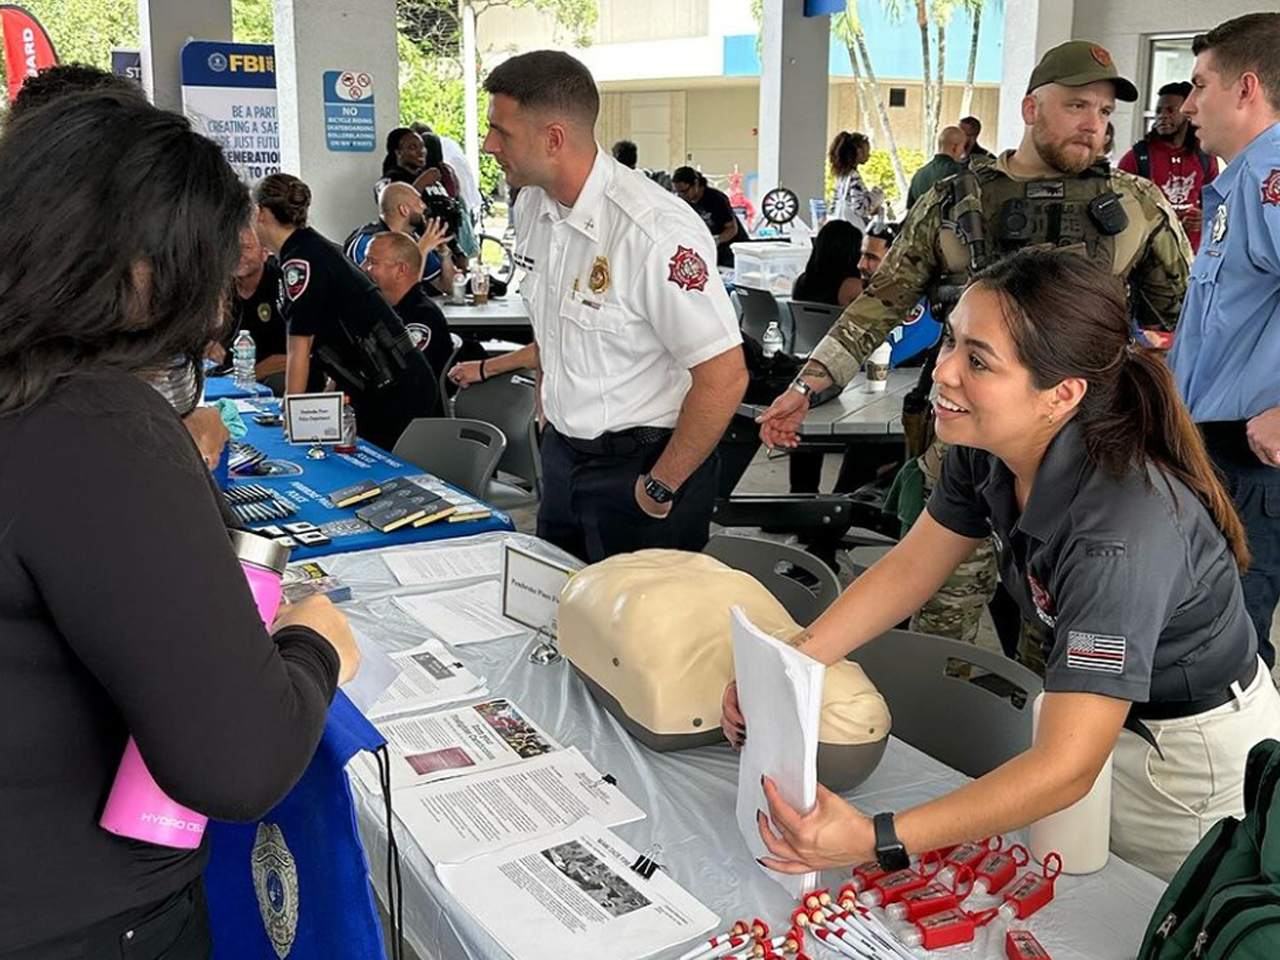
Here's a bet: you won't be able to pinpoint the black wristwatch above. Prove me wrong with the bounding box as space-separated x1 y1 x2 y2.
643 473 675 504
873 812 910 871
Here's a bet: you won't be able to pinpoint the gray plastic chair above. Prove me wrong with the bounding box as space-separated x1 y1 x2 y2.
452 369 541 509
437 333 464 416
392 417 507 500
787 299 845 357
734 285 782 345
704 534 841 626
849 629 1044 777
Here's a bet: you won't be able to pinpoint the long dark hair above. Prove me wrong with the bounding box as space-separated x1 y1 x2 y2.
975 249 1249 569
796 220 862 304
828 131 869 178
0 90 250 416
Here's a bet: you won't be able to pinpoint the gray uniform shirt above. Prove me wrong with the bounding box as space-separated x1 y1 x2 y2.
927 420 1254 704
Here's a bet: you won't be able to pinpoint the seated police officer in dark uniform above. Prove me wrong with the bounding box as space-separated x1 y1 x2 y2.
726 250 1280 882
252 173 440 451
362 232 454 380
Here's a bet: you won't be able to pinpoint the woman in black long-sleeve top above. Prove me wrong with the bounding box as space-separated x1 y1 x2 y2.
0 90 360 959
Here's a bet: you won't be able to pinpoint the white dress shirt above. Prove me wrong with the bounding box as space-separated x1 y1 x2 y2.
513 148 741 440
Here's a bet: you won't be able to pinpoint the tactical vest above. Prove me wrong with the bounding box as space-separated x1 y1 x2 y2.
931 158 1150 312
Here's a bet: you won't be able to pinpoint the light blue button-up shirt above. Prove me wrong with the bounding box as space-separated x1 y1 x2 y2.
1170 121 1280 422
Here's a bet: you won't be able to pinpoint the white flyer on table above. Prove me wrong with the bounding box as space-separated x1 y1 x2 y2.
354 698 561 793
339 625 402 715
731 606 825 898
436 818 717 960
365 638 488 719
397 747 646 864
393 582 524 645
383 542 504 586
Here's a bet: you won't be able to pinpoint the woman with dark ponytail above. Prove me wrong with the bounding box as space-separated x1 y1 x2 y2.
724 248 1279 882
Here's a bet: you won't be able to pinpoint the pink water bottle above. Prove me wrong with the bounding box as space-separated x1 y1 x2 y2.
99 531 291 848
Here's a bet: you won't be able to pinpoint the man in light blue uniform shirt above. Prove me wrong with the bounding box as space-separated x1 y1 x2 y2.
1172 12 1280 666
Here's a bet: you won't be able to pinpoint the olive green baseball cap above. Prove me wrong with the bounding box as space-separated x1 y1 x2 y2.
1026 40 1139 102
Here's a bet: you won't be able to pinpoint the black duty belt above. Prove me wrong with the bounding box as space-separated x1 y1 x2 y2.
1125 657 1259 758
556 425 673 457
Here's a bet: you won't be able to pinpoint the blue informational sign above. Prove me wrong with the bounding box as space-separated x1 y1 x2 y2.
180 40 278 184
804 0 846 15
111 48 141 83
323 70 375 153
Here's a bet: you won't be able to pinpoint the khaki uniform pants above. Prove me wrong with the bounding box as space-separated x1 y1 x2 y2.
1111 659 1280 881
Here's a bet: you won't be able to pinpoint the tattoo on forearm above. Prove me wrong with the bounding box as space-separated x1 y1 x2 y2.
788 629 814 649
800 363 831 382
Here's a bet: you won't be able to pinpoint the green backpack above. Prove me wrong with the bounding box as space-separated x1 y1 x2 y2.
1138 739 1280 960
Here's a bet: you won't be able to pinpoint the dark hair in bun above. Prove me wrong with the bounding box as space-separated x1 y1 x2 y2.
254 173 312 227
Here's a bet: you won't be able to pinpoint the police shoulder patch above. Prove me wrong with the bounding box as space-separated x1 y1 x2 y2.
282 259 311 301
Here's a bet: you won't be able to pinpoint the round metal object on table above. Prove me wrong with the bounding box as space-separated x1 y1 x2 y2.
760 187 800 225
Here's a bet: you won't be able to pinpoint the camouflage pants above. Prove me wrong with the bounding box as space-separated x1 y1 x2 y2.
909 436 999 645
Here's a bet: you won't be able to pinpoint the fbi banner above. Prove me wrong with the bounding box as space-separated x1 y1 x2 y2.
180 40 279 186
2 4 58 103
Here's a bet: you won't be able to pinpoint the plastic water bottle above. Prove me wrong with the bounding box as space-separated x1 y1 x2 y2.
451 269 468 305
335 395 358 454
232 329 256 389
762 321 784 359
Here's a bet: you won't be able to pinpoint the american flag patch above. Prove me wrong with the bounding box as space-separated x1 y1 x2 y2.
1066 631 1126 674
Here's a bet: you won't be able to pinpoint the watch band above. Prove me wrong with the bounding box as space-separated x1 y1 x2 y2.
789 377 814 398
873 812 910 871
643 473 675 504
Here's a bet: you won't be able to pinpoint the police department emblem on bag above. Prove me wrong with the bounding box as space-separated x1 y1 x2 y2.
252 822 299 959
282 260 311 301
589 255 610 294
1263 169 1280 207
667 246 709 292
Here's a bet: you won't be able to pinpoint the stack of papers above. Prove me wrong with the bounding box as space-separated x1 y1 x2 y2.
383 542 504 586
366 638 488 720
393 582 523 646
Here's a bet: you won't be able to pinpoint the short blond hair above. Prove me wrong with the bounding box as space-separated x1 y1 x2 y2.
370 231 422 277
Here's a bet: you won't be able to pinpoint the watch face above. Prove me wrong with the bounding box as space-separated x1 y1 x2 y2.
644 476 674 503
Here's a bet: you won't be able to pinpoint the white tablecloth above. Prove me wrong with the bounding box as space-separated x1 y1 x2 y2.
322 533 1165 960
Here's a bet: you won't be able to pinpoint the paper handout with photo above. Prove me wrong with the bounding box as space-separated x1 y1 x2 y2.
365 638 487 719
396 747 645 864
436 818 717 960
354 698 561 794
731 606 825 899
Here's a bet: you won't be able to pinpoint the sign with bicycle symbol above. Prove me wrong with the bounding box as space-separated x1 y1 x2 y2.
323 69 375 152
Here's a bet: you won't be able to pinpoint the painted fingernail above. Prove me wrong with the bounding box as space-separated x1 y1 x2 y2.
756 857 767 866
756 808 765 822
760 774 766 787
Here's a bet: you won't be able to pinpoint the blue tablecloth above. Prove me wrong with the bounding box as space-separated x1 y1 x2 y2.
204 374 273 401
221 399 514 560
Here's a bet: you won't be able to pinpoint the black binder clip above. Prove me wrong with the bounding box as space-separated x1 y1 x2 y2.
630 843 663 880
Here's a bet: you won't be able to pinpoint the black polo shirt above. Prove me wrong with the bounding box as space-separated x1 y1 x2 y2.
927 420 1255 705
228 258 287 359
691 186 745 267
392 283 454 379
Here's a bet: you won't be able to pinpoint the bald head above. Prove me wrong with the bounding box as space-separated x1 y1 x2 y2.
363 231 423 305
380 182 422 219
938 125 967 161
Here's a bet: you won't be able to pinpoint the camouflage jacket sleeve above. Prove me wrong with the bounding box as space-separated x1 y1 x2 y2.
809 189 946 386
1116 170 1192 331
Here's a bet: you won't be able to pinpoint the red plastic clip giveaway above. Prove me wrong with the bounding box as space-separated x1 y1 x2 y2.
903 906 1000 951
885 865 976 923
1007 928 1052 960
973 844 1031 896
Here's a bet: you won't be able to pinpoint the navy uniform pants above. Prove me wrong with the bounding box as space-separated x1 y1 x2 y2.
1202 421 1280 668
538 425 719 564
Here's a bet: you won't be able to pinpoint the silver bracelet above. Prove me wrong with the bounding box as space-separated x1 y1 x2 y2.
789 378 815 398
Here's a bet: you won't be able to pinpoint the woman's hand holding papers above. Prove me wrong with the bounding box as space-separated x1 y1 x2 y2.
755 775 874 873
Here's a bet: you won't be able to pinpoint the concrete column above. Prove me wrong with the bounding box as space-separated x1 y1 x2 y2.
997 0 1074 150
138 0 232 112
463 2 480 192
757 0 830 216
272 0 400 239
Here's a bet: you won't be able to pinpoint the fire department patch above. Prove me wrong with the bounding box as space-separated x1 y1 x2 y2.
667 245 709 292
1262 169 1280 207
1028 573 1057 628
282 259 310 301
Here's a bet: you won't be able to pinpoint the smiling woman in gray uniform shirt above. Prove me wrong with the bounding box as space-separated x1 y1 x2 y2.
724 248 1280 882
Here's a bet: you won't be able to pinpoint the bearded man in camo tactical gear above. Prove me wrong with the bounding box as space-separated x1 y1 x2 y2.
758 40 1192 656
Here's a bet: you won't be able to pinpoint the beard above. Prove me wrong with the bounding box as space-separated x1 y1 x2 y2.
1154 124 1184 143
409 211 426 231
1031 118 1097 174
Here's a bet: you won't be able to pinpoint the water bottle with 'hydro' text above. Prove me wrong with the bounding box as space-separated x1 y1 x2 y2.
99 532 290 848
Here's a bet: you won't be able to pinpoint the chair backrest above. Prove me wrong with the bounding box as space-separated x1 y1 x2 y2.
787 300 845 357
735 285 781 344
391 417 507 499
703 534 841 627
452 369 540 495
437 335 464 416
849 629 1044 777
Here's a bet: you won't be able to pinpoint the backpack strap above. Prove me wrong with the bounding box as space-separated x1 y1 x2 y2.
1135 140 1150 180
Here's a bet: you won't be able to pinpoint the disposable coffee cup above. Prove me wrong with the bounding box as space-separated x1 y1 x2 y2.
865 342 892 392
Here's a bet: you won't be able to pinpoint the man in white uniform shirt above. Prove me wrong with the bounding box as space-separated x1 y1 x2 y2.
483 51 747 562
